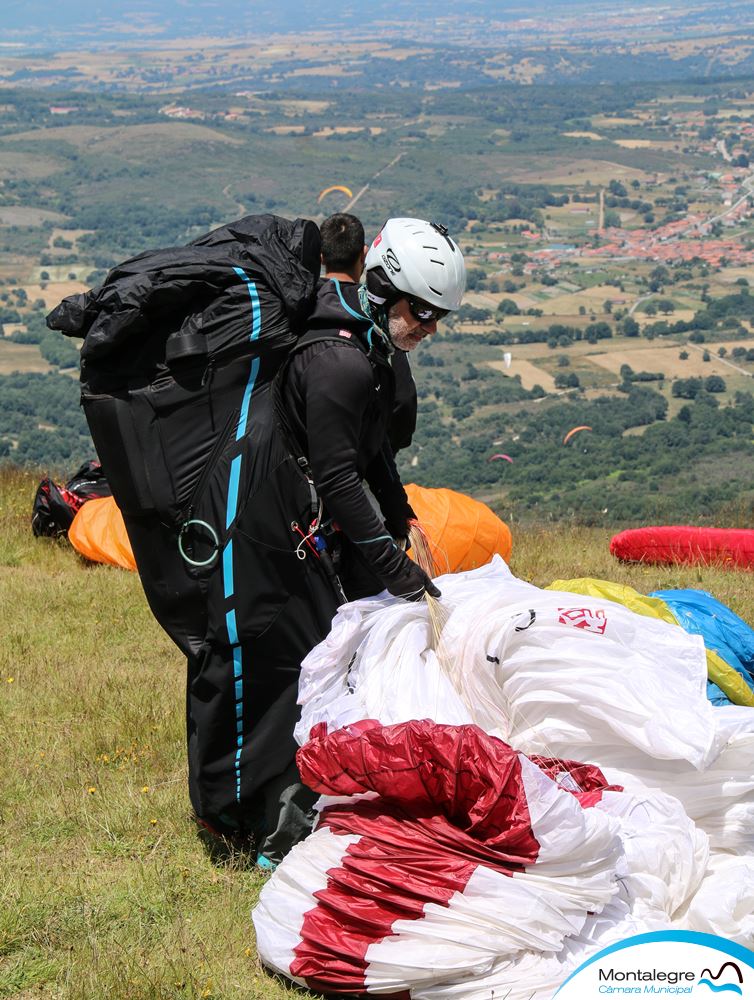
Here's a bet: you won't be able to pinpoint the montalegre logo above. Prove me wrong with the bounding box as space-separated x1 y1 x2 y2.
555 931 754 998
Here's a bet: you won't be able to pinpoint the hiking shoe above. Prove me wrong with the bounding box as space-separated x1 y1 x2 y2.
256 854 278 873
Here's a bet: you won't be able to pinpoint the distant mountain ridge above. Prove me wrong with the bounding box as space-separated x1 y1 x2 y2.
4 0 754 52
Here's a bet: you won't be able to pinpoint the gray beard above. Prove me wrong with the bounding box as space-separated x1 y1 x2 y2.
387 312 412 351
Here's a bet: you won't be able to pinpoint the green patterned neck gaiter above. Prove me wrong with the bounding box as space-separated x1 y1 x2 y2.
358 283 392 352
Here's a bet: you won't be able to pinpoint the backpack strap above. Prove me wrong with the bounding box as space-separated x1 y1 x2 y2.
272 328 380 464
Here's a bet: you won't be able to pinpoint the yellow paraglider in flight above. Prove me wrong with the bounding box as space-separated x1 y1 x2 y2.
563 425 592 446
317 185 353 204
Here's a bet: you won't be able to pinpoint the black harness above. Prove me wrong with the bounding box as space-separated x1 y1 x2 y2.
271 326 393 604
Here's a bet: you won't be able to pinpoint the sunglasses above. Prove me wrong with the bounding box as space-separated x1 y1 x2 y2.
407 297 449 324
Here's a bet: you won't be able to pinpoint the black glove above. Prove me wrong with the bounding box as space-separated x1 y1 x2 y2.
385 556 441 603
361 535 441 602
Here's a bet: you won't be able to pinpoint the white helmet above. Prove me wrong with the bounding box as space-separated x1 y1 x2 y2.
365 218 466 312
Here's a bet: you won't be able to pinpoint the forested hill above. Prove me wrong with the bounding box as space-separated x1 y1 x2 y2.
397 385 754 526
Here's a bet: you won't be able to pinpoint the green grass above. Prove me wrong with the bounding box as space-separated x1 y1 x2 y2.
2 466 754 998
0 469 307 1000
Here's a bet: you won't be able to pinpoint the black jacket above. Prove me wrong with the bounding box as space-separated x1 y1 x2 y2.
279 278 418 597
389 348 417 454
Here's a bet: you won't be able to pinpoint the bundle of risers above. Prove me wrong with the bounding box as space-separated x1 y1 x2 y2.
253 558 754 999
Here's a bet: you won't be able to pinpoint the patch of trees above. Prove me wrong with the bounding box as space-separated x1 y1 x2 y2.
75 203 218 260
456 305 492 323
475 321 614 347
672 376 727 398
554 372 580 388
620 364 665 383
0 372 92 472
38 334 79 369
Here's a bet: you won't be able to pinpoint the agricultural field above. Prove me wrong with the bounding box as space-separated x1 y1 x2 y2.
0 341 55 375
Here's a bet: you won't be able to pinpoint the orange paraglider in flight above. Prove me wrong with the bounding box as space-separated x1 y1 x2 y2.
563 425 592 446
488 453 513 463
317 185 353 204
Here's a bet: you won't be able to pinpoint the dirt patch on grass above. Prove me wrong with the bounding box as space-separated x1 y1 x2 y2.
0 341 52 374
588 343 754 380
614 139 677 149
5 122 243 153
504 158 649 185
487 357 556 391
563 131 605 141
21 280 88 309
540 288 613 314
591 116 644 127
0 151 64 181
0 207 68 226
1 323 26 337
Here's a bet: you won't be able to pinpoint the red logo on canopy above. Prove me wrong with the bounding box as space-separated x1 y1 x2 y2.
373 233 383 247
558 607 607 634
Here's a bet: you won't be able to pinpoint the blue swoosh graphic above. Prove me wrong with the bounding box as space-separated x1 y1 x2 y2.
555 932 754 995
698 981 743 995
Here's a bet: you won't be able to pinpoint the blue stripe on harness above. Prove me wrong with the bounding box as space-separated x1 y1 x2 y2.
225 454 242 529
219 267 265 803
233 267 262 440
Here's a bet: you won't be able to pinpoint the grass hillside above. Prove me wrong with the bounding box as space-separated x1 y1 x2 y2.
2 465 754 999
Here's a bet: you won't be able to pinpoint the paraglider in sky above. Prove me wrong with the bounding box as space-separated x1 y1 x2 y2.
563 425 592 446
317 185 353 204
488 453 513 463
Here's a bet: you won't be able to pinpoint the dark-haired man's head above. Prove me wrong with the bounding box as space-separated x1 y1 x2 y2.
320 213 367 283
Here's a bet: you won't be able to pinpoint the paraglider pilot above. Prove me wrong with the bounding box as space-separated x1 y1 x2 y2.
253 218 467 864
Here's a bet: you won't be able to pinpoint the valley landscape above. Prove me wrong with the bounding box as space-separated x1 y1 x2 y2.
5 3 754 524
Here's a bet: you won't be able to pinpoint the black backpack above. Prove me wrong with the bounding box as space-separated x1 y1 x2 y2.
46 214 320 527
31 459 111 537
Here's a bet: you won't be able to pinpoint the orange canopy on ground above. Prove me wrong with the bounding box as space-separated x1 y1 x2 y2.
68 488 512 578
68 495 137 571
405 483 512 574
